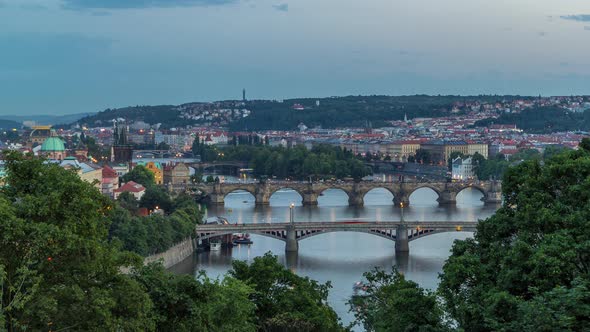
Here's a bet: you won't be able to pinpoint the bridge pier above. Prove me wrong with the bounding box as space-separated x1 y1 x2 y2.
209 193 225 205
348 194 364 206
483 191 502 204
285 226 299 252
302 193 319 206
393 194 410 207
395 224 409 253
438 191 457 205
255 192 270 206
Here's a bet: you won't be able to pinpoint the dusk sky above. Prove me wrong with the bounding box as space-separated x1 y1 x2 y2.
1 0 590 115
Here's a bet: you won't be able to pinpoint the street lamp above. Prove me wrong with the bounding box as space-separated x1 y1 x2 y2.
400 201 405 222
289 203 295 224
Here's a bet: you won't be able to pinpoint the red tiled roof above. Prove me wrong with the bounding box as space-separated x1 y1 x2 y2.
102 165 118 178
114 181 145 193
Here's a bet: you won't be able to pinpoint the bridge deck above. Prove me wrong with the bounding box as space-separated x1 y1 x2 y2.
197 221 478 232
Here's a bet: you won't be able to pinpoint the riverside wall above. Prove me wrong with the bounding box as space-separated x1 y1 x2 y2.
144 237 195 269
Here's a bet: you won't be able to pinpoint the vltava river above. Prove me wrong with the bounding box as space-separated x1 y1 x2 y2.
170 187 499 328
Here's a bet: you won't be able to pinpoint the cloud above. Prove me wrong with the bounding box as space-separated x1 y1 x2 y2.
560 14 590 22
538 31 547 37
62 0 238 10
585 26 590 31
272 3 288 12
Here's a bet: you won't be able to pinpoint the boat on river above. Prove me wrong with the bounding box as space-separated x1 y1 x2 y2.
233 233 253 245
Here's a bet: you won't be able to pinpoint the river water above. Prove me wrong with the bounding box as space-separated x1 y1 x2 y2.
169 186 499 328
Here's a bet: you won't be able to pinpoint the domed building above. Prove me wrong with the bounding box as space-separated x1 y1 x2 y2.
40 136 66 160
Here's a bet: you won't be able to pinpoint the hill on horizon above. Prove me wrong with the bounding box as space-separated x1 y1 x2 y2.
2 113 95 126
0 119 23 130
72 95 532 131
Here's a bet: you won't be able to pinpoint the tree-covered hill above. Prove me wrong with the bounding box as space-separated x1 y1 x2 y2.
474 106 590 133
75 105 182 128
74 95 530 130
0 119 21 130
230 95 530 131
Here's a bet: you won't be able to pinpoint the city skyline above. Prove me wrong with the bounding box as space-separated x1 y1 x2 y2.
1 0 590 115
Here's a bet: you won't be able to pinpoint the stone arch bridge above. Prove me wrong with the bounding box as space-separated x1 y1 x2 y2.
196 221 478 253
191 180 502 206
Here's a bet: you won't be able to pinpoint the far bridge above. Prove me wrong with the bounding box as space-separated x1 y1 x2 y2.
190 180 502 207
189 161 250 173
196 220 478 254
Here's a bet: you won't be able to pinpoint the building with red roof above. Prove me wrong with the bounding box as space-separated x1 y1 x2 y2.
113 181 146 200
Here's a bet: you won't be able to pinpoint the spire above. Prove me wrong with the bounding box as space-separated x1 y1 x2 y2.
404 113 408 123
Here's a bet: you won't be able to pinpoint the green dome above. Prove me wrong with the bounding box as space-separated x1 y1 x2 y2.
40 137 65 152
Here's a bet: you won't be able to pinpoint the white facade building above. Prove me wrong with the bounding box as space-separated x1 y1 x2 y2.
452 156 474 181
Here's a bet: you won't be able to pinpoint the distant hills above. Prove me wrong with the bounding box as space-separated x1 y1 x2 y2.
73 95 528 131
1 113 94 127
0 119 22 130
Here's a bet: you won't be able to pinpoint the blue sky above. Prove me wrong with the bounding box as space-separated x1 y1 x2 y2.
1 0 590 115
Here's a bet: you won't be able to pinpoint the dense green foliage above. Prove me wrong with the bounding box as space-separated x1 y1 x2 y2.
133 264 256 332
230 253 344 332
122 164 155 188
111 193 202 256
438 141 590 331
193 143 371 180
350 268 450 332
0 154 343 331
474 106 590 133
408 148 432 164
231 95 530 131
0 152 154 331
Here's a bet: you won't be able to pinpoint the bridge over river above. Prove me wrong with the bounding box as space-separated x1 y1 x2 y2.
196 220 478 254
191 180 502 207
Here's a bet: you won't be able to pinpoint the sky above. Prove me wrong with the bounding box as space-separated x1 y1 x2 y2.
1 0 590 115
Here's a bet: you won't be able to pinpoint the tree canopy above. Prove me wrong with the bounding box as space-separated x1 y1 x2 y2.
122 165 155 188
230 253 344 332
0 152 153 331
350 268 450 332
439 140 590 331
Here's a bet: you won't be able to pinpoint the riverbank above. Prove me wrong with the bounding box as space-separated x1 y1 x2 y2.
144 237 196 268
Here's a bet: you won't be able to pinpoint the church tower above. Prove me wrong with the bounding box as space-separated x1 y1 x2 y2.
111 120 133 163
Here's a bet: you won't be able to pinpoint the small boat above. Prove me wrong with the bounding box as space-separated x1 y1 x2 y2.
209 239 222 251
233 233 253 245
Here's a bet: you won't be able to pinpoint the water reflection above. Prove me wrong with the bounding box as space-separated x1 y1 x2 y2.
172 186 499 328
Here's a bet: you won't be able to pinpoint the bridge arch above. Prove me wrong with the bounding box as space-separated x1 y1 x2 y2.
455 185 486 205
408 228 475 242
197 231 286 242
317 187 352 206
223 188 256 200
408 186 441 206
456 184 486 196
408 184 443 197
268 187 304 206
297 229 397 242
362 187 395 205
